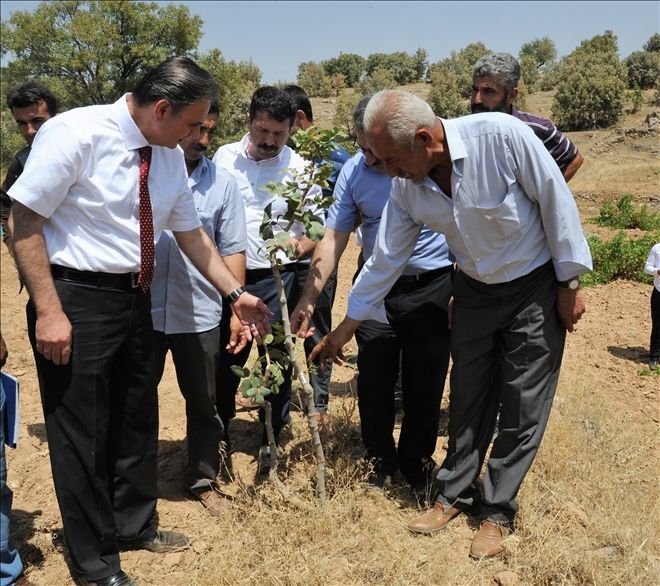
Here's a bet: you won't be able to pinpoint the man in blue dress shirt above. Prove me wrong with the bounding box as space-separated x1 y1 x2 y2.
311 90 592 560
151 101 247 516
292 95 453 500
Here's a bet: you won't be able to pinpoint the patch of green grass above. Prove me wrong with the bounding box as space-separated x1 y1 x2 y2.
592 195 660 230
582 231 659 286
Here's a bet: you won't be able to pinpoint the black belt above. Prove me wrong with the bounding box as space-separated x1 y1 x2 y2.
396 264 454 286
51 264 141 292
246 263 300 283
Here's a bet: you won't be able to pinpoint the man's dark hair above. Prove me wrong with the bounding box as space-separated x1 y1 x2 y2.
6 82 59 116
281 84 313 123
352 93 374 134
132 56 218 112
208 100 220 117
248 86 296 126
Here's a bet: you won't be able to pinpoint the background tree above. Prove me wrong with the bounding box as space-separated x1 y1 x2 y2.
197 49 261 148
428 66 469 118
365 51 419 85
552 30 626 130
412 48 429 82
624 34 660 90
322 53 365 87
333 93 360 136
643 33 660 53
519 37 557 91
356 67 397 95
297 61 335 97
0 0 202 108
427 42 490 98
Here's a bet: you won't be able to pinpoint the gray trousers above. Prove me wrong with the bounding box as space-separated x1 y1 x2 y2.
153 326 223 492
436 261 566 524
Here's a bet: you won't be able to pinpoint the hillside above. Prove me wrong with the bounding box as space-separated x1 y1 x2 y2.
1 89 659 585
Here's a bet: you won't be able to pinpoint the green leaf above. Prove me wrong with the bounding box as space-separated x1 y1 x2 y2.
306 221 326 241
230 365 249 378
263 333 274 345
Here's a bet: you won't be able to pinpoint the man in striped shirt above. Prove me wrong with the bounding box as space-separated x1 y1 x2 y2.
472 52 584 182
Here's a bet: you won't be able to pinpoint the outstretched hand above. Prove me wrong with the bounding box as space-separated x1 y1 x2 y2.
231 292 273 343
226 312 250 355
290 299 317 339
308 317 361 370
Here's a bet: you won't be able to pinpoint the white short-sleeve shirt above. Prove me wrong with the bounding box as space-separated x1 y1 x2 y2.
8 94 201 273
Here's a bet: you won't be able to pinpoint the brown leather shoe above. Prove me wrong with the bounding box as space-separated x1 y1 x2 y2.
191 486 232 517
470 520 510 559
407 500 462 534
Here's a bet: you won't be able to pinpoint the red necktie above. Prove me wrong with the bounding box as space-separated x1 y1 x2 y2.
137 146 154 293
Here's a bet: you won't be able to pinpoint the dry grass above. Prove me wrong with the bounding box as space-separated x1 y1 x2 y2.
127 374 659 586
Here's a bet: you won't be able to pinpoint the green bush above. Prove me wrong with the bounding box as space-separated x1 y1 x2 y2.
624 50 660 90
593 195 660 231
428 67 469 118
551 31 626 130
356 68 397 95
582 232 658 286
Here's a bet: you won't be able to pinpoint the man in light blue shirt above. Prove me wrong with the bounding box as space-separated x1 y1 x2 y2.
151 101 247 516
311 90 592 560
292 95 453 500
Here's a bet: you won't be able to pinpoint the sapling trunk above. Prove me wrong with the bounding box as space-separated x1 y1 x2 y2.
272 266 327 502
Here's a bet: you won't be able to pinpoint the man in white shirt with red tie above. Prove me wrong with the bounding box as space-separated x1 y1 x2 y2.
8 57 270 586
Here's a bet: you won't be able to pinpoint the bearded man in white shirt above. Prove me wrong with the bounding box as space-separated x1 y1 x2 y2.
8 57 270 586
310 90 592 560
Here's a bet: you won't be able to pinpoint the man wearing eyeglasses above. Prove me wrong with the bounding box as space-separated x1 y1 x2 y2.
291 95 454 501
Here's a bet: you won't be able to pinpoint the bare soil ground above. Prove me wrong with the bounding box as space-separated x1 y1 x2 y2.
1 91 659 585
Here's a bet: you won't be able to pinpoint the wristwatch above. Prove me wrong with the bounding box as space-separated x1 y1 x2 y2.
558 277 580 290
227 286 245 303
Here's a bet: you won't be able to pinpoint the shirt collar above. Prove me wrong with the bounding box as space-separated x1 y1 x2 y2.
114 93 150 151
188 155 210 189
439 117 468 163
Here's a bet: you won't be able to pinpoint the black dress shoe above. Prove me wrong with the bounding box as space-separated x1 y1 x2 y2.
77 570 137 586
122 530 191 553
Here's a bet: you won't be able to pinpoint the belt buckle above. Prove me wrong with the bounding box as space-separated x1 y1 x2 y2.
130 272 140 288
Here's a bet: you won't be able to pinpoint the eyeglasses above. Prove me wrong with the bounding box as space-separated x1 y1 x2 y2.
353 141 384 165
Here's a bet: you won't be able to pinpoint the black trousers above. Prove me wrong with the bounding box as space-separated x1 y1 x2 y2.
216 267 299 443
27 280 157 581
354 270 452 484
153 326 223 492
650 287 660 362
436 262 566 524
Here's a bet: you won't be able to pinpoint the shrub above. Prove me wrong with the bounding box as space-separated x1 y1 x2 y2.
624 50 660 90
332 93 360 135
552 31 626 130
356 68 396 95
1 110 25 171
582 232 658 286
593 195 660 231
428 67 469 118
